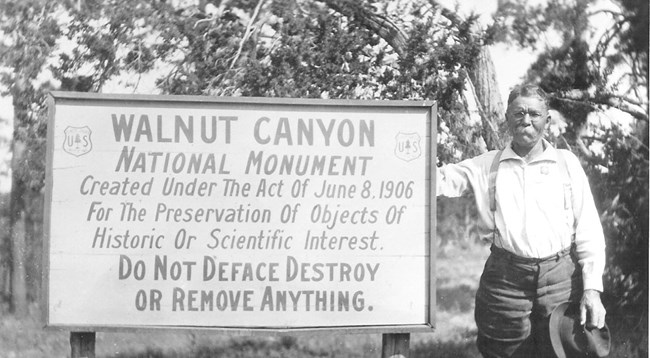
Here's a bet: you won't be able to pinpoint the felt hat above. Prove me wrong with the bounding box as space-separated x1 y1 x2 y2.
549 302 611 358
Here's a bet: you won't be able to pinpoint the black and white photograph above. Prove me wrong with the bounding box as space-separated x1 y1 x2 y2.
0 0 647 357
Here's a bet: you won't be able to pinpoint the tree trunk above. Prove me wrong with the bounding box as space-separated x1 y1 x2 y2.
10 211 28 317
0 214 8 299
25 192 43 304
468 47 507 150
8 78 29 317
8 140 28 317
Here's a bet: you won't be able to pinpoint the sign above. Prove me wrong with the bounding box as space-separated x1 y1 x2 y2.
44 92 437 332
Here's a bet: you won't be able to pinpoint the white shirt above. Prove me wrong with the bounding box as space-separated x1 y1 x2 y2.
437 141 605 291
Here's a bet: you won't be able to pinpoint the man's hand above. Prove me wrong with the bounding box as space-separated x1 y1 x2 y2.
580 289 606 329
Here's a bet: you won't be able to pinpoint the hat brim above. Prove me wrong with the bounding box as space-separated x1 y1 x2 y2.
549 301 572 358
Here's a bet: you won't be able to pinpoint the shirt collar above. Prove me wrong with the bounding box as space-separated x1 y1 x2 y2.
501 139 559 163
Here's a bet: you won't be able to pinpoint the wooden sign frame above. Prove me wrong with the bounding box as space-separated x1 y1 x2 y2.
43 91 437 334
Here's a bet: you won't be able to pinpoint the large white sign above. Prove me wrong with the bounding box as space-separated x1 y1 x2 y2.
44 93 436 331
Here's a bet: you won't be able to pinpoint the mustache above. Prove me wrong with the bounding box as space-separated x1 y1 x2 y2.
512 122 531 129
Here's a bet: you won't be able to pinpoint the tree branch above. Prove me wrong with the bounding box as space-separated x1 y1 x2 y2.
317 0 407 55
555 89 649 122
586 9 625 19
229 0 266 70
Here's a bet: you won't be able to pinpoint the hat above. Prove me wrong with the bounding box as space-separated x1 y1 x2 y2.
549 302 611 358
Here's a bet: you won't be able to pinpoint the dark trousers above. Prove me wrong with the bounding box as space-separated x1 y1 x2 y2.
475 245 582 358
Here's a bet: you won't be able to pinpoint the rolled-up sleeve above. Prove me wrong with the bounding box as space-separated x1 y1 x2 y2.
436 153 492 198
436 164 471 198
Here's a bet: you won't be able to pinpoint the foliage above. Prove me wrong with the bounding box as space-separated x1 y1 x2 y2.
55 0 161 92
493 0 648 106
151 0 488 162
199 0 382 98
588 127 648 312
0 0 60 191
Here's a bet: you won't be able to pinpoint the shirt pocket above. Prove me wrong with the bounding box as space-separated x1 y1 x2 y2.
531 181 563 209
530 165 564 208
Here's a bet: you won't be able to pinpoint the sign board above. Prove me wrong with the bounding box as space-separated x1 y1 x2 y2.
44 92 437 332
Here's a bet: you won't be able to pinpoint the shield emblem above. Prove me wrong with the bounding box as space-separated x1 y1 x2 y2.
395 132 422 162
63 126 92 157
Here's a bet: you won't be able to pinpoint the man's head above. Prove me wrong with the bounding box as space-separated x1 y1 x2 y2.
506 84 551 154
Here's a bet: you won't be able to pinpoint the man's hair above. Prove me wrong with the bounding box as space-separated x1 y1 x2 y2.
507 84 550 107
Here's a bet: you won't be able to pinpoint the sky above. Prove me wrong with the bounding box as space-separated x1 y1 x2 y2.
0 0 539 193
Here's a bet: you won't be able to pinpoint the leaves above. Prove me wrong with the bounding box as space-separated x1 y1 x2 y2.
588 124 649 311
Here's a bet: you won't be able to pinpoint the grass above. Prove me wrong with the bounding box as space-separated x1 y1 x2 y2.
0 242 645 357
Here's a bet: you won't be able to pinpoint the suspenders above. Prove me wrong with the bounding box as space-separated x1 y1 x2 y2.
488 148 575 239
488 149 504 212
556 150 574 210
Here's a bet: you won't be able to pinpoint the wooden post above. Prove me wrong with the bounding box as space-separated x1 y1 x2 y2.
382 333 410 358
70 332 96 358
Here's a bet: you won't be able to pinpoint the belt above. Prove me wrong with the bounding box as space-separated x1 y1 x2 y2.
490 244 573 264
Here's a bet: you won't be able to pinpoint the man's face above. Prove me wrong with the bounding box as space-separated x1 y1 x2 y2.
506 96 550 152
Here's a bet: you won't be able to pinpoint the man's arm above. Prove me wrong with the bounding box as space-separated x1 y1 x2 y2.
566 151 607 328
436 165 471 198
436 155 488 198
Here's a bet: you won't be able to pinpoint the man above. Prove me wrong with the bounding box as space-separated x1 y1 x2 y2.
436 84 606 357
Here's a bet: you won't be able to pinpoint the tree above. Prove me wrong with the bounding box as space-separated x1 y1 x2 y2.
0 0 164 313
0 0 62 315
